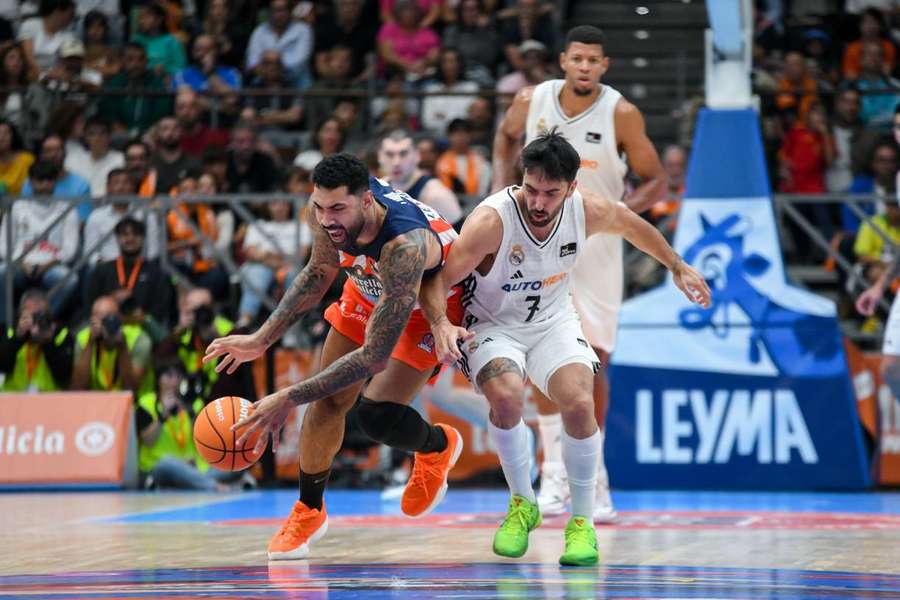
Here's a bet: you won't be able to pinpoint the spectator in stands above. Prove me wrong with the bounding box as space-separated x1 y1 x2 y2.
827 88 870 194
83 169 140 264
371 65 421 132
245 0 313 88
843 140 900 234
17 0 76 74
467 95 495 153
173 33 241 96
847 41 900 130
496 39 549 110
377 0 440 80
201 145 230 193
416 135 439 176
101 43 172 136
802 28 840 87
72 294 153 395
66 116 124 198
0 119 34 195
313 0 377 81
294 117 346 171
853 199 900 285
236 199 311 328
242 49 304 148
775 51 820 116
500 0 558 73
378 128 462 224
124 139 158 197
45 102 87 160
151 116 201 194
82 10 120 82
843 8 896 79
441 0 501 87
199 0 253 69
175 87 230 158
227 123 282 193
49 38 101 88
421 47 481 136
0 161 79 320
649 144 687 232
436 118 491 197
133 2 186 79
0 289 73 390
0 43 35 134
381 0 441 29
86 214 173 328
167 177 228 297
22 133 91 221
305 46 362 131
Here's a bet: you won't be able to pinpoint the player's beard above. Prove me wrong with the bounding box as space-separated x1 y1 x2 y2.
324 216 365 250
572 82 596 96
526 204 562 228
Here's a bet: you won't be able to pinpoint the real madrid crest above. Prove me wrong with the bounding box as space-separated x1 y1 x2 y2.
536 117 548 135
508 244 525 266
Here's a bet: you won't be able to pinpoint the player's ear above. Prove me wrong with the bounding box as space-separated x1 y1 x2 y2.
558 50 566 71
362 190 374 207
567 179 578 198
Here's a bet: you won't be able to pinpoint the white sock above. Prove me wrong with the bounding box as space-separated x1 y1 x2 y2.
489 419 536 503
562 429 602 518
537 413 563 467
596 428 608 484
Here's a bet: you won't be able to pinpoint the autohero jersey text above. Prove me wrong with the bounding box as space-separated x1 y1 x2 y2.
501 272 566 293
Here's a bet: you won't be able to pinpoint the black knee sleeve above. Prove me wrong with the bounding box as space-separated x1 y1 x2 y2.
356 397 447 453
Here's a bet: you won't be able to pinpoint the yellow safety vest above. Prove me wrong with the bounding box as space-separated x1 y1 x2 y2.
136 391 209 473
76 324 154 397
177 316 233 397
1 328 69 392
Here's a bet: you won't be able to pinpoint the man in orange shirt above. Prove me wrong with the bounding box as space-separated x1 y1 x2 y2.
435 118 492 198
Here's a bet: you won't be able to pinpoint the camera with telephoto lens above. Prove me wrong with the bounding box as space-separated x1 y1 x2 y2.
31 310 52 332
193 304 215 330
101 314 122 338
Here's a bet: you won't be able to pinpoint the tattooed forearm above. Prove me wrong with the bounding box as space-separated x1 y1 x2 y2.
476 357 524 388
258 226 338 346
285 229 429 406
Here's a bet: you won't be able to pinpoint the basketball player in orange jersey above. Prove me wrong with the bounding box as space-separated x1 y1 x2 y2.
203 154 464 560
492 25 668 522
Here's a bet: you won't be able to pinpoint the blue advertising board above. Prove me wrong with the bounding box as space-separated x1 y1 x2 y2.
607 109 871 489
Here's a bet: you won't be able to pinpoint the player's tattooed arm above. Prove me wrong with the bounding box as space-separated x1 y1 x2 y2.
257 221 340 347
284 229 429 406
476 357 524 388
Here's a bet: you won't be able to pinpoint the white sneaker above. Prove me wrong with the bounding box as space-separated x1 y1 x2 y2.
592 463 617 523
536 462 569 516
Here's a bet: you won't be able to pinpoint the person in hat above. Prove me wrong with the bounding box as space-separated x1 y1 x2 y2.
497 39 551 106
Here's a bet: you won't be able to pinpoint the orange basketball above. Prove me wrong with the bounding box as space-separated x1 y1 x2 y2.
193 396 268 471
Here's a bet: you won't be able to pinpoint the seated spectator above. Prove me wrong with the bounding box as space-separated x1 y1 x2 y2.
151 116 201 194
83 169 144 264
49 38 102 88
245 0 313 88
650 144 687 231
22 133 91 221
17 0 76 75
421 47 481 136
173 33 241 94
843 140 900 234
167 182 228 297
775 51 820 117
86 215 174 327
847 41 900 130
853 199 900 286
133 2 186 79
100 43 172 136
0 161 79 321
377 0 440 80
0 288 73 391
436 118 491 197
200 0 255 70
196 171 235 259
201 144 230 192
227 123 283 193
500 0 558 73
381 0 441 29
124 139 159 197
65 116 124 198
467 95 495 153
496 39 550 110
370 65 421 131
242 49 304 146
378 128 462 224
442 0 502 87
0 119 34 195
45 101 87 160
313 0 377 81
72 294 153 395
843 8 895 80
416 135 439 176
82 10 120 82
175 87 230 158
0 43 35 133
294 117 346 171
305 46 362 131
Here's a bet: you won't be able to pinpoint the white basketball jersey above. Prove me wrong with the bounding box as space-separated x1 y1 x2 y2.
463 187 586 329
524 79 628 351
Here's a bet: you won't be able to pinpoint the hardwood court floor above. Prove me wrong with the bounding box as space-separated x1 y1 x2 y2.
2 488 899 598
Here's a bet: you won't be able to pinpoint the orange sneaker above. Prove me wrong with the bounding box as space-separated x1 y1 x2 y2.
401 423 463 518
267 501 328 560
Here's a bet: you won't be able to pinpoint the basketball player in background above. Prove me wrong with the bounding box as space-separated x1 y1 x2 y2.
379 129 463 227
492 25 668 522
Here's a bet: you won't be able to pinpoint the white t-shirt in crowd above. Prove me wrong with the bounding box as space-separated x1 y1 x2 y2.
83 204 162 264
243 219 312 258
17 17 76 71
65 149 124 198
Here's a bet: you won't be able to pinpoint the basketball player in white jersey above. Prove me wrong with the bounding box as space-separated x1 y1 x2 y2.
492 25 668 522
420 131 710 565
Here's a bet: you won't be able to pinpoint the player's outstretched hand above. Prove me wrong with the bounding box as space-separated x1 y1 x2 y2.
856 284 884 316
203 333 268 375
433 320 474 364
233 390 293 455
674 261 712 308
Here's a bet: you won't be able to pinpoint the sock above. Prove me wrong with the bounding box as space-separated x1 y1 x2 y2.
596 428 609 484
298 468 330 511
537 413 563 466
489 419 536 503
562 429 602 518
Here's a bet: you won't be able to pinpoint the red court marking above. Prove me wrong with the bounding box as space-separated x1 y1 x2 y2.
221 510 900 531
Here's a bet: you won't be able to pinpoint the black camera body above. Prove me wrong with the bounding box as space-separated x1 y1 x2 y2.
31 310 52 331
193 305 215 330
102 314 122 338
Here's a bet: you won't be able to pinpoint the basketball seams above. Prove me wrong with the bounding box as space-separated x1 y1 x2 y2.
193 396 264 472
239 399 258 466
229 396 237 472
202 405 228 464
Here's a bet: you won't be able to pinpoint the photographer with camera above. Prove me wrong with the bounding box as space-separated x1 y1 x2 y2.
0 289 73 392
72 295 153 396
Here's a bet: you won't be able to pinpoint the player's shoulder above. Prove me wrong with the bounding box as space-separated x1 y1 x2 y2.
578 187 617 220
613 96 644 119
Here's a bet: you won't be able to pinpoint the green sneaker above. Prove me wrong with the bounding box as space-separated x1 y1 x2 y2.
492 495 542 558
559 515 599 566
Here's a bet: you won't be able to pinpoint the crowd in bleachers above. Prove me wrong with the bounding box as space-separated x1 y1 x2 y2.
753 0 900 324
0 0 578 490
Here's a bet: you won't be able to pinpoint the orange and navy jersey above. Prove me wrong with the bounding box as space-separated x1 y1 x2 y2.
338 176 457 304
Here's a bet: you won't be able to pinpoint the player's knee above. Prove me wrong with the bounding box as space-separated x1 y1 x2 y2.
356 396 408 443
316 393 357 419
559 392 596 428
484 383 525 427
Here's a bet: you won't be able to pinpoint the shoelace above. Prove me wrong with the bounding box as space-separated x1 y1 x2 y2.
565 522 595 547
281 507 320 539
502 501 532 534
407 454 446 493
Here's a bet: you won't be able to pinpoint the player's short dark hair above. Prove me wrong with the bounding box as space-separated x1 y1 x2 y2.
565 25 607 52
520 128 580 183
311 153 370 196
